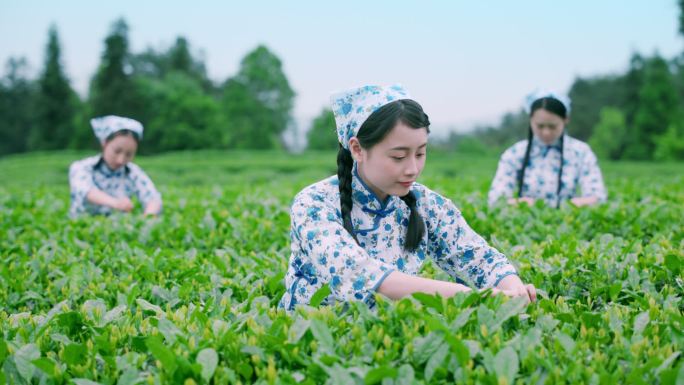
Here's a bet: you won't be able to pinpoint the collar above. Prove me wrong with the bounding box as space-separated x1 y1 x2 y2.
532 135 564 157
351 163 397 217
94 155 129 176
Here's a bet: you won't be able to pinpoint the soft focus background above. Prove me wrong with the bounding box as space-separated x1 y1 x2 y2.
1 0 683 158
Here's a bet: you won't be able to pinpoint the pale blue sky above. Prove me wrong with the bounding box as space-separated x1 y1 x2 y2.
1 1 681 136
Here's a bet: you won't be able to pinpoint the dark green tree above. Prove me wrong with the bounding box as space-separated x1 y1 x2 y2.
0 58 36 155
567 75 626 141
221 45 295 149
131 36 214 93
680 0 684 37
624 55 680 159
306 108 338 150
589 107 627 160
137 72 224 152
30 25 81 150
89 18 143 119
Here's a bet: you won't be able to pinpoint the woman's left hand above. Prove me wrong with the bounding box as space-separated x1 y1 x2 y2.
493 275 537 303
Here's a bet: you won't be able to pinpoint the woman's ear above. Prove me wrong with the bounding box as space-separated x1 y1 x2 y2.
348 137 363 163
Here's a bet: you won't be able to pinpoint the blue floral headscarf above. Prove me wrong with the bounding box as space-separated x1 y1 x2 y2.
524 89 571 115
330 84 411 149
91 115 144 143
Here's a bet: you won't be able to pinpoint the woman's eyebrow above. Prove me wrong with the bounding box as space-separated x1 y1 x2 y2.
389 143 428 151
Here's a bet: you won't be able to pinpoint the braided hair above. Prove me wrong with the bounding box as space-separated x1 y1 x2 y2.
517 97 567 208
336 99 430 251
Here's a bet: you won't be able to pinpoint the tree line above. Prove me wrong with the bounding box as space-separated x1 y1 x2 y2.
0 19 296 155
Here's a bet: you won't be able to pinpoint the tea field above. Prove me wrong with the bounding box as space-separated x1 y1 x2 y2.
1 150 683 384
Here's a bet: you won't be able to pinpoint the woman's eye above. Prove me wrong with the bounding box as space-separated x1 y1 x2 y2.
391 156 405 161
416 153 425 158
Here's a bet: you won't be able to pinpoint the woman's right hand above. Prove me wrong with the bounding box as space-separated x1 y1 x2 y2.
489 284 536 304
507 197 536 206
112 197 134 212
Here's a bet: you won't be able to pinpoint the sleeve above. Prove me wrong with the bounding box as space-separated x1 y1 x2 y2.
290 190 394 304
68 160 95 209
427 193 518 289
130 166 162 208
578 147 607 202
488 147 521 205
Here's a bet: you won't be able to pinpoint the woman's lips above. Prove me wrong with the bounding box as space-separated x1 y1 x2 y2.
398 181 414 188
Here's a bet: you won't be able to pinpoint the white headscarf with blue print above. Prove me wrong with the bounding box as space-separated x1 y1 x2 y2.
330 84 412 149
524 89 572 115
90 115 144 143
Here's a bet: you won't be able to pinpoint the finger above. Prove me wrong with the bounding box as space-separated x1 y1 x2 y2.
526 284 537 302
513 288 530 304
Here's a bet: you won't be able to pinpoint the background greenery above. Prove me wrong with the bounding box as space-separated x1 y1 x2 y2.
2 1 684 159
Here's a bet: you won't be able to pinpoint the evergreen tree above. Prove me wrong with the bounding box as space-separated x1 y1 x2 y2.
30 25 80 150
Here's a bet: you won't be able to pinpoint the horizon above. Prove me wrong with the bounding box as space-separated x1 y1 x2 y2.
1 1 681 137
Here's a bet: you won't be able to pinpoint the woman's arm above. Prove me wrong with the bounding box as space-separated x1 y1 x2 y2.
493 274 536 303
143 199 162 216
507 197 536 205
570 196 599 207
377 271 472 299
86 189 133 212
131 164 163 215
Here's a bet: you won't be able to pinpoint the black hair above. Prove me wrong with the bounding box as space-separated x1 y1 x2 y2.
105 129 140 143
337 99 430 252
517 97 567 208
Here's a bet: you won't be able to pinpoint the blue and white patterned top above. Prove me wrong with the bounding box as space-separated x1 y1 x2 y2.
488 135 607 206
279 165 518 310
68 155 162 218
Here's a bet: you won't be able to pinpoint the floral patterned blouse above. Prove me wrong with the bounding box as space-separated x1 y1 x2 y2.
280 165 518 310
488 135 607 207
68 155 161 218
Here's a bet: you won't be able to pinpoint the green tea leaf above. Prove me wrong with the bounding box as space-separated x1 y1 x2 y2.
145 335 177 374
196 348 218 382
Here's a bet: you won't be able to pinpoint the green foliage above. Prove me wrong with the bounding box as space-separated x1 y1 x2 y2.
626 55 681 159
680 0 684 37
589 107 627 160
306 108 338 150
0 150 683 384
1 19 302 155
221 45 296 149
89 19 142 119
30 25 81 151
0 57 36 155
568 74 626 141
654 124 684 161
131 36 215 94
136 73 225 152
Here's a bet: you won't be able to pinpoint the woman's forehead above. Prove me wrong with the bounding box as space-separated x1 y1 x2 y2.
531 109 564 121
106 135 138 148
378 123 429 149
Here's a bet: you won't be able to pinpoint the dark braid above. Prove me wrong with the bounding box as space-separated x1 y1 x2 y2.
517 127 534 198
337 143 357 242
555 134 565 208
399 191 425 252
